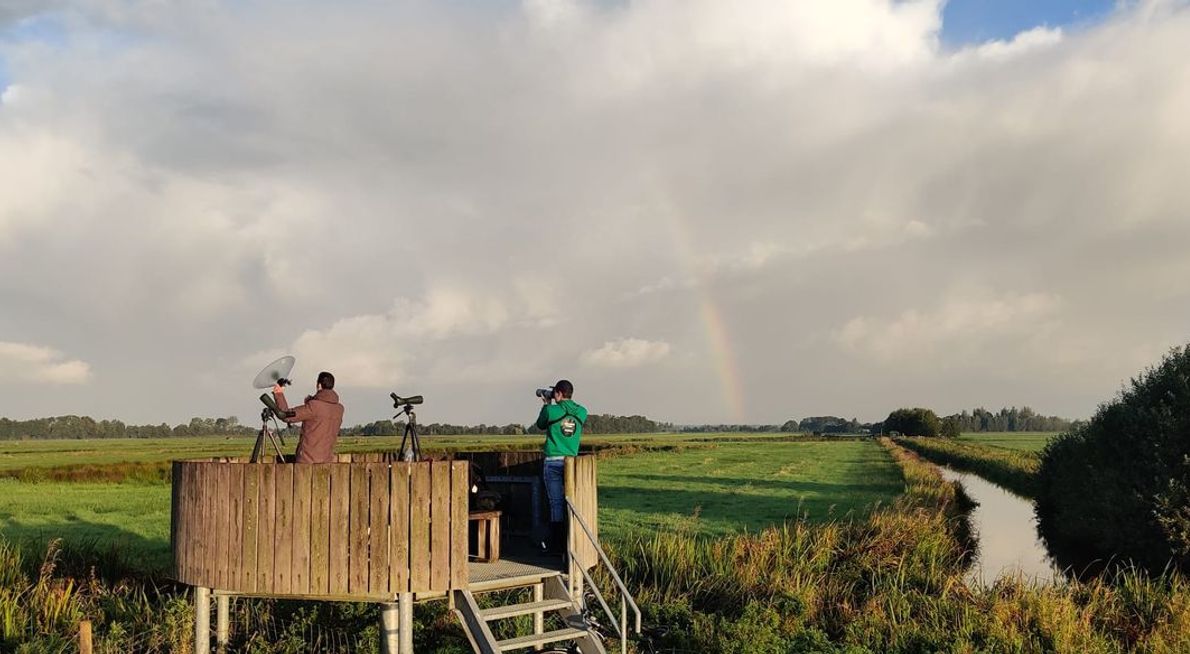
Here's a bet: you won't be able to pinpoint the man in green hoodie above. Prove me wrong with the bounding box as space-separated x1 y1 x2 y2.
535 379 587 555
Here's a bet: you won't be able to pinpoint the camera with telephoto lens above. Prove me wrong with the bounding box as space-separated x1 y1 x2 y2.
535 387 555 400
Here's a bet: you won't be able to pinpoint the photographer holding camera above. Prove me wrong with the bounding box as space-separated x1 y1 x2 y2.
534 379 587 555
273 371 344 464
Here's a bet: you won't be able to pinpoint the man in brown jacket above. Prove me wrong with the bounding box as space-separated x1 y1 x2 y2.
272 371 344 464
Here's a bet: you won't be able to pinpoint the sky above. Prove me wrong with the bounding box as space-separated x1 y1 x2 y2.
1 0 1189 428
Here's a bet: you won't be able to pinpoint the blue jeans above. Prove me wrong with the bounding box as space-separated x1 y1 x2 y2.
543 459 565 523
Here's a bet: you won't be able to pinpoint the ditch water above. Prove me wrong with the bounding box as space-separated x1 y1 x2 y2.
936 466 1060 585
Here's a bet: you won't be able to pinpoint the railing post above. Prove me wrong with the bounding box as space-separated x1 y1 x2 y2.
194 587 210 654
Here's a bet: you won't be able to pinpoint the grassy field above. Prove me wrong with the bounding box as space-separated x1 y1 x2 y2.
600 440 902 539
0 432 791 470
0 435 899 576
3 435 1190 653
957 432 1058 452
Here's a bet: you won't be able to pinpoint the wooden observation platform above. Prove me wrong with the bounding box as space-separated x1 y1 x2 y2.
171 451 637 653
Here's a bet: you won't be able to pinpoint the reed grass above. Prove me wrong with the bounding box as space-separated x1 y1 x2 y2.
897 436 1041 497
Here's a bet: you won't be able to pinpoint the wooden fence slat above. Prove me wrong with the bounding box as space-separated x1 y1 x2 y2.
215 465 231 589
367 463 390 596
328 465 350 595
409 464 432 591
241 465 260 593
257 464 277 594
170 462 180 578
348 465 370 594
199 465 211 585
291 464 313 595
450 461 469 589
174 463 186 583
227 465 245 588
310 466 331 595
274 465 294 594
389 463 410 594
430 461 451 592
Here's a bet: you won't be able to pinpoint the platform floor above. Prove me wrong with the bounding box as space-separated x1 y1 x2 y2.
468 555 564 585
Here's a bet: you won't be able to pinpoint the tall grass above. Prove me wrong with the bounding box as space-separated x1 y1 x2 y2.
897 436 1041 497
602 439 1190 653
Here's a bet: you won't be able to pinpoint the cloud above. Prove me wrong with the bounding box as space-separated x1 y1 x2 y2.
832 292 1062 364
0 341 91 384
581 338 672 368
0 1 1189 424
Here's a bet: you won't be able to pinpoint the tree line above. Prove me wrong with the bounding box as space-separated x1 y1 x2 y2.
0 415 254 440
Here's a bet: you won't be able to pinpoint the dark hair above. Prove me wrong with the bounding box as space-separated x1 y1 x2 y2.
317 371 335 390
554 379 574 398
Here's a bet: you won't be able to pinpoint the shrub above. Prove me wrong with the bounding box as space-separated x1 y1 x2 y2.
1035 346 1190 573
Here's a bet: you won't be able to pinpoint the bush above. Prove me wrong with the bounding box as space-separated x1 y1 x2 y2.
1035 346 1190 573
884 408 941 437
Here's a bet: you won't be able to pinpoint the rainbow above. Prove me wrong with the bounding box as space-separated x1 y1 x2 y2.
663 209 748 423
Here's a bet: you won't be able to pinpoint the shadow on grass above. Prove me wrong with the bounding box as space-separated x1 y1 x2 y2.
599 483 888 532
609 472 902 494
0 517 171 580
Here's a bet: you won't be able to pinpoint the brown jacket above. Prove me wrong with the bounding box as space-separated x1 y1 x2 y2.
274 388 344 464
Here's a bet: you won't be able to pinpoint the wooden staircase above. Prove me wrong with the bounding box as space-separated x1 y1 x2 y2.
454 572 606 654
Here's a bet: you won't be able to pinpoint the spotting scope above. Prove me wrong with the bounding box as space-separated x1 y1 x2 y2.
391 393 424 407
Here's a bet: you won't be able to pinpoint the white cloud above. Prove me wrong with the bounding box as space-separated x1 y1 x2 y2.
1 1 1189 423
581 338 672 368
0 342 92 385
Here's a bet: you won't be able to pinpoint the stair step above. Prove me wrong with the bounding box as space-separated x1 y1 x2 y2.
480 599 573 621
497 627 589 651
468 572 563 593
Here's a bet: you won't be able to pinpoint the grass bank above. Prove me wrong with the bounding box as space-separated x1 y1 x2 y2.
607 439 1190 653
897 436 1040 498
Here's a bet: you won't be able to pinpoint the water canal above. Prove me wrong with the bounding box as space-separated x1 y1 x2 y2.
937 466 1060 585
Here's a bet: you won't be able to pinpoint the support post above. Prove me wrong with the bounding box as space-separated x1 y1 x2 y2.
381 602 399 654
400 592 414 654
533 582 545 651
79 619 93 654
194 587 211 654
216 594 230 648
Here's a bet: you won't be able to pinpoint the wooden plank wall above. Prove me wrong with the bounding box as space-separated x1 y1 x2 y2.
172 457 470 599
567 455 600 572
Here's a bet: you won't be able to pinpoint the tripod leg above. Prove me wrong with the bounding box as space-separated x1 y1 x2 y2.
268 429 285 461
250 429 265 463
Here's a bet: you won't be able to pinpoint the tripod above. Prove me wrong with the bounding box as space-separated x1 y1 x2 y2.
396 402 422 462
250 407 287 463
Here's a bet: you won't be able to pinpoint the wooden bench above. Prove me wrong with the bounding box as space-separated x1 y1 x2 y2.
468 510 502 563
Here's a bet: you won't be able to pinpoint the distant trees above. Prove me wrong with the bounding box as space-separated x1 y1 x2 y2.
798 416 866 434
0 415 252 440
884 408 942 437
948 407 1073 433
940 416 962 439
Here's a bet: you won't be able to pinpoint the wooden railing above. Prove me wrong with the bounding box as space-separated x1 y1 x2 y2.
172 456 469 600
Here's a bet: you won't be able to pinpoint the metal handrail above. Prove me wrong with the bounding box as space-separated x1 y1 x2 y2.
565 498 642 635
570 547 623 637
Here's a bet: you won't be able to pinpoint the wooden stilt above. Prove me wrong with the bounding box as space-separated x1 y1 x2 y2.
216 594 230 648
195 587 210 654
400 592 414 653
381 602 400 653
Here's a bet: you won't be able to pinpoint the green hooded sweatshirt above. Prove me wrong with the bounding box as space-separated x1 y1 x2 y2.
536 399 588 457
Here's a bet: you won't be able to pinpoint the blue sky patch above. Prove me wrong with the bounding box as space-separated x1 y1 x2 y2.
941 0 1117 45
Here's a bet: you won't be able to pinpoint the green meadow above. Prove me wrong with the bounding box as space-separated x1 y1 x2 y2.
957 431 1057 452
0 436 900 575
